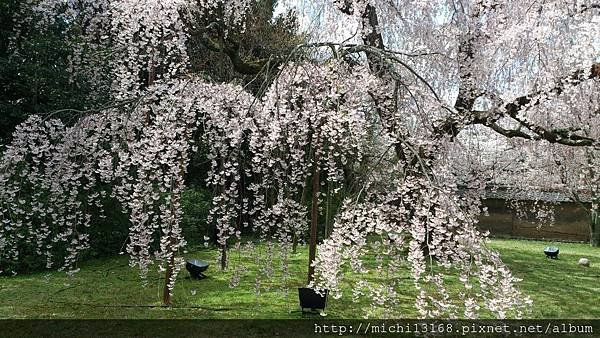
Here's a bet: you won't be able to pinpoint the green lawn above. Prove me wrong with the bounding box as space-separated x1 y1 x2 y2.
0 239 598 319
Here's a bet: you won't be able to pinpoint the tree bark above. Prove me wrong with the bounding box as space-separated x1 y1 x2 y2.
162 239 175 306
591 207 599 247
292 233 298 253
220 243 227 270
307 151 320 284
295 154 311 255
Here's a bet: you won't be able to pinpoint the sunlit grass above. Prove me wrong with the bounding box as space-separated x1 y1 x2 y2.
0 238 598 319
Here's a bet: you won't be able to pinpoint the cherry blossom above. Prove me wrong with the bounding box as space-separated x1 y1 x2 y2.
2 0 598 315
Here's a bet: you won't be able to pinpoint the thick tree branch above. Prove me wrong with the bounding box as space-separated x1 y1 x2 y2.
332 4 599 150
471 62 600 146
486 122 538 140
436 62 600 145
579 3 600 13
449 0 599 148
502 63 600 118
195 23 277 75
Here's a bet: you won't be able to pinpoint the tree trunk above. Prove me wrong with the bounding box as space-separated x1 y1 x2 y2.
591 208 599 247
324 181 331 239
307 156 320 284
295 167 311 255
162 242 175 306
292 233 298 253
220 243 227 270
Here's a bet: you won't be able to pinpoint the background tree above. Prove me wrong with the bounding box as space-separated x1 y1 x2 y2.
0 0 98 144
556 147 600 247
187 0 305 93
484 138 600 247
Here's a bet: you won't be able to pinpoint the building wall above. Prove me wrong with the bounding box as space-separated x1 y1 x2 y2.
477 199 591 242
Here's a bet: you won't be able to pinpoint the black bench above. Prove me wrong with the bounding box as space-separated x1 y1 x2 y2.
544 246 559 259
298 287 328 313
186 259 209 279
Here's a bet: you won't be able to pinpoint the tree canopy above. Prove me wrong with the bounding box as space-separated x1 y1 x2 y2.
0 0 598 318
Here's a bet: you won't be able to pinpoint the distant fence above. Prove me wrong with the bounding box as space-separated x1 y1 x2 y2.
477 199 591 243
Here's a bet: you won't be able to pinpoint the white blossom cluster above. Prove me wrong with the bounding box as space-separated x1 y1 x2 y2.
0 77 254 292
198 61 377 285
0 117 97 274
247 61 372 237
310 172 532 318
13 0 256 100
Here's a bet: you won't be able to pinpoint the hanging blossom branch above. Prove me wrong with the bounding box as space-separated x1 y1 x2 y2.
1 0 257 305
0 77 261 297
307 0 538 319
203 60 377 289
308 69 534 317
